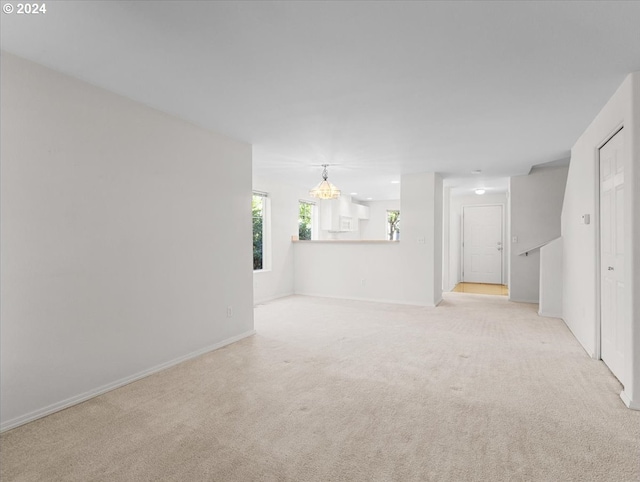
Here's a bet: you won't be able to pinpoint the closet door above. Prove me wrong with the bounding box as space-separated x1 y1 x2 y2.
600 128 625 382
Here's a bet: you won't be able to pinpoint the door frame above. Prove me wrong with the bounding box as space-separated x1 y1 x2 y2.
461 203 505 284
595 123 624 362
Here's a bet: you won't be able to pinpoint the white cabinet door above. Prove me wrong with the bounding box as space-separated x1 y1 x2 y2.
319 199 334 231
338 196 351 217
356 204 370 219
320 198 358 232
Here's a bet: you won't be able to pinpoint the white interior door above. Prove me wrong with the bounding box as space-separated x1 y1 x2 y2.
462 205 503 284
600 128 625 381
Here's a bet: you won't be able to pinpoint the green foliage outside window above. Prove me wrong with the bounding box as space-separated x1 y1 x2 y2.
299 202 313 240
252 195 264 270
387 210 400 240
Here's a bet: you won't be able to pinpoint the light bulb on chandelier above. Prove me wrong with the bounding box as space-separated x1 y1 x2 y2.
309 164 341 199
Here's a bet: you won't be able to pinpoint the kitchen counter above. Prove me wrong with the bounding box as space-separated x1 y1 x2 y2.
292 239 399 244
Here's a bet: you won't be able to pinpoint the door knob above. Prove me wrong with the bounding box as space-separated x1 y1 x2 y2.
608 266 614 271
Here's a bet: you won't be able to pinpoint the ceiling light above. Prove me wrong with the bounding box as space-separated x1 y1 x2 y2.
475 189 486 195
367 197 373 200
350 192 358 196
472 170 482 174
391 180 400 184
309 164 340 199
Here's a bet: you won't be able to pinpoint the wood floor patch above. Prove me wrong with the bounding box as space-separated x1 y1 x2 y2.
452 282 508 296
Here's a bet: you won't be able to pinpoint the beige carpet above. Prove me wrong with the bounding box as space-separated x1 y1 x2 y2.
2 294 639 481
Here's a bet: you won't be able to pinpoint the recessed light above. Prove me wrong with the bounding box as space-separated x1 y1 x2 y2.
350 192 358 196
472 170 482 174
391 180 400 184
367 197 373 200
475 189 486 195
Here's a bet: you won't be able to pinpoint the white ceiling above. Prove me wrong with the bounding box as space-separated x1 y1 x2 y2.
2 1 639 200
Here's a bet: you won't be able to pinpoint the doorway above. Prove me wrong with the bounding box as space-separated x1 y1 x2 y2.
599 127 625 382
462 205 503 284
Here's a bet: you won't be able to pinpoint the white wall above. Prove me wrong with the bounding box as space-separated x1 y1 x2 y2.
402 172 443 304
294 172 443 306
360 200 401 240
0 53 254 431
446 192 508 291
509 166 569 303
432 178 443 304
252 177 311 304
442 187 451 292
561 72 640 409
539 237 563 318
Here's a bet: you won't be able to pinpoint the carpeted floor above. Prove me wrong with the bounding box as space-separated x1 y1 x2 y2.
1 294 639 481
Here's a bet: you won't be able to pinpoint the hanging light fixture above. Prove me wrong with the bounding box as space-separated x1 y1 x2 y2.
309 164 341 199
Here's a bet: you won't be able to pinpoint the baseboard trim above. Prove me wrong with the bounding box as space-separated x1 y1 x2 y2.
0 329 256 433
538 310 562 318
293 291 437 307
559 316 596 359
620 390 640 410
253 291 294 305
508 297 539 304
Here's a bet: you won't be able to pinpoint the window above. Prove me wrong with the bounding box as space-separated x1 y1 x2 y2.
298 201 314 240
252 192 268 270
387 210 400 240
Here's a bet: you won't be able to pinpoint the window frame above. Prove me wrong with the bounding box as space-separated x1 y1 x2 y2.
298 200 316 241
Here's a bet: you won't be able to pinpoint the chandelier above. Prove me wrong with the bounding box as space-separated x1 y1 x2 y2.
309 164 341 199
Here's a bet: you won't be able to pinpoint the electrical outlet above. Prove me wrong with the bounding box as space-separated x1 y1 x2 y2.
227 306 233 318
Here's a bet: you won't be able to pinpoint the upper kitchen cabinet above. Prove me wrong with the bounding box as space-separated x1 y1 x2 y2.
320 197 369 232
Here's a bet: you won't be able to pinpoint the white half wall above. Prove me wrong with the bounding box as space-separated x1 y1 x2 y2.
509 166 569 303
539 237 563 318
293 242 407 303
293 172 443 306
0 53 254 430
561 72 640 408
